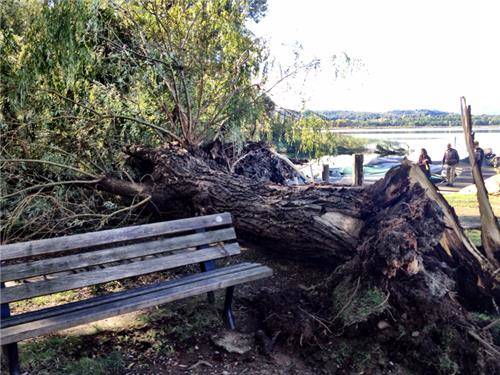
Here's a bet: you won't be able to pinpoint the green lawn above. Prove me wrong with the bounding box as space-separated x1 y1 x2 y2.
443 193 500 218
464 229 482 247
443 193 500 247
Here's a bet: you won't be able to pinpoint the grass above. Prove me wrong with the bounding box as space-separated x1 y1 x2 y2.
3 294 223 374
64 353 124 375
443 193 500 217
464 229 482 247
15 336 125 375
11 290 81 314
442 192 499 246
332 278 389 327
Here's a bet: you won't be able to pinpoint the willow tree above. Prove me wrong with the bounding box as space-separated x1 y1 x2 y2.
267 113 367 158
1 0 269 240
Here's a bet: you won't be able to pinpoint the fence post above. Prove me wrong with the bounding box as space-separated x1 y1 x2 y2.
322 164 329 182
353 154 363 186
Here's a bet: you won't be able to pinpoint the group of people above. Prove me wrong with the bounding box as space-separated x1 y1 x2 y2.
417 141 485 186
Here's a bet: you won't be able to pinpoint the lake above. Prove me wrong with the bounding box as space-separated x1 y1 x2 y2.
330 125 500 162
297 125 500 183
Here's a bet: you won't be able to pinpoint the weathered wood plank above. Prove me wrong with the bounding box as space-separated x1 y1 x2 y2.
1 227 236 282
1 263 257 328
1 264 273 344
1 243 240 304
0 213 232 261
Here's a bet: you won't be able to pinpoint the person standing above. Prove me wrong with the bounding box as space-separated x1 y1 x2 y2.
442 143 459 186
473 141 485 174
418 148 432 179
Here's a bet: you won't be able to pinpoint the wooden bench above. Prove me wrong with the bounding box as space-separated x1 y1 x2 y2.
0 213 272 375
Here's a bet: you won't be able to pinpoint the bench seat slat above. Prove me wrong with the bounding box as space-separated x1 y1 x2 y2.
1 227 237 282
1 263 257 329
1 264 273 345
1 243 241 304
0 213 232 261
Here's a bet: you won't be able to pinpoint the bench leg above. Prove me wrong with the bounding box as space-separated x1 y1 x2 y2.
223 286 236 330
2 343 20 375
1 283 21 375
199 260 216 303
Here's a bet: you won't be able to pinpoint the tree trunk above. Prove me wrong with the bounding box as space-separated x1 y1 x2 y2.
96 143 499 306
93 143 500 372
101 144 368 264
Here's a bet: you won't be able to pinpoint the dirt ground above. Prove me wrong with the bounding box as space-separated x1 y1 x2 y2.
3 240 499 375
2 244 332 375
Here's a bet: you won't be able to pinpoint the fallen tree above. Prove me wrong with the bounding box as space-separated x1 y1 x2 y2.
96 143 500 371
99 143 367 264
96 144 499 305
3 142 500 372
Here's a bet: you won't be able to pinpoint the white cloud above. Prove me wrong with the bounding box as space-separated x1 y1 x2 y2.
250 0 500 114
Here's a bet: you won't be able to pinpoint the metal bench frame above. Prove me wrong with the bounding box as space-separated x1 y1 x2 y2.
0 213 272 375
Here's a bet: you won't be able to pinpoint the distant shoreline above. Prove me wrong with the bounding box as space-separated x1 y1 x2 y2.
304 109 500 129
329 124 500 134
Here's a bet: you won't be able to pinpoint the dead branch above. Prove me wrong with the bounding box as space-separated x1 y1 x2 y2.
460 97 500 262
0 159 99 179
0 179 101 200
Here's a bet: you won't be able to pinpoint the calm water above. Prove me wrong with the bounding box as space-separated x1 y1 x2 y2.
331 125 500 162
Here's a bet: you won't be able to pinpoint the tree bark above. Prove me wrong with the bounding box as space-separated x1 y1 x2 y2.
460 97 500 262
95 143 499 307
113 144 369 264
88 143 500 372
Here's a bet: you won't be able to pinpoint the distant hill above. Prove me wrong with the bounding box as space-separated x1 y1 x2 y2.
312 109 500 127
387 109 449 117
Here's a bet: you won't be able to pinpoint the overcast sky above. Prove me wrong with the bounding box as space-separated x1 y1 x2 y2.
249 0 500 114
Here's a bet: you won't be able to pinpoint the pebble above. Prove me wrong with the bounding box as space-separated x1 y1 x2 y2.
377 320 391 330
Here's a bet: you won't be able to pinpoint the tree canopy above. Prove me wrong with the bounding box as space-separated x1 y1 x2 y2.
1 0 272 240
2 0 270 156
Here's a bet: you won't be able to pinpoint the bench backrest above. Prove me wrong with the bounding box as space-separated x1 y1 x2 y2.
0 213 239 304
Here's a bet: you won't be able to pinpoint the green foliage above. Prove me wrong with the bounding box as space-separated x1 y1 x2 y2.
0 0 269 241
332 278 388 327
116 0 267 144
2 0 268 158
64 352 124 375
2 0 150 172
267 112 367 158
16 336 124 375
471 312 500 346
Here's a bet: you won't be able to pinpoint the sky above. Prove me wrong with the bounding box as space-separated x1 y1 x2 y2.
249 0 500 114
